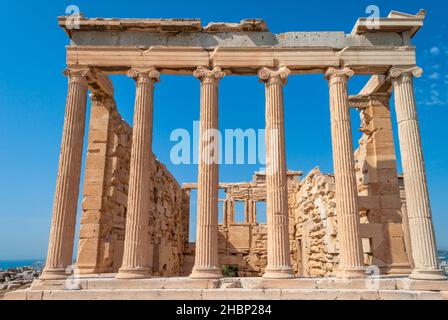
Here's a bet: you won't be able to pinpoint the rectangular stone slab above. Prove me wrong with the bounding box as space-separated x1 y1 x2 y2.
66 45 416 75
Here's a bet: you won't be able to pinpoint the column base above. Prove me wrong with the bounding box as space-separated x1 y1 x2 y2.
189 266 222 279
410 268 447 281
40 268 69 280
336 267 366 279
263 267 295 279
115 267 151 279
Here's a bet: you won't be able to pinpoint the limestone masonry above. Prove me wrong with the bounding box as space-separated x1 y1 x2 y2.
4 9 448 300
77 96 187 276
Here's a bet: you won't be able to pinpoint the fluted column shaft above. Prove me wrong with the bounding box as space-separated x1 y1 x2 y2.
390 67 446 280
325 67 365 278
41 68 90 280
116 68 160 279
190 66 224 279
259 67 294 279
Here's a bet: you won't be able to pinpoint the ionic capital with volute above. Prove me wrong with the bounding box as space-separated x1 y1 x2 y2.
193 66 225 83
325 67 355 85
258 66 290 85
63 66 92 84
128 68 160 83
389 66 423 84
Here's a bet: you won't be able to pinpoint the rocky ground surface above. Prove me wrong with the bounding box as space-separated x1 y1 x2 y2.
0 266 42 297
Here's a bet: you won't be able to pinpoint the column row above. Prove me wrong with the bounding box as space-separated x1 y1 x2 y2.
41 65 444 281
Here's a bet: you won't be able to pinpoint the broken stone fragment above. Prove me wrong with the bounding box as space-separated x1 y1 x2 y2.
203 19 268 32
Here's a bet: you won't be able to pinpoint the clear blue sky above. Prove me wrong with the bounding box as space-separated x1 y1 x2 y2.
0 0 446 260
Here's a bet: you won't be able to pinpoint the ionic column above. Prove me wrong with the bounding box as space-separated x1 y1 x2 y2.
390 66 446 280
325 67 365 278
116 68 159 279
222 199 228 226
41 67 90 280
190 66 224 279
258 66 294 279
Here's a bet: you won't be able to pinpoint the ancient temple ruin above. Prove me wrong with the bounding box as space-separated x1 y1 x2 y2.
8 9 448 300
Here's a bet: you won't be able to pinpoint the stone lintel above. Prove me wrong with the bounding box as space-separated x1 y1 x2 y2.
349 92 391 109
354 72 395 110
358 74 391 95
88 71 114 97
66 46 416 75
182 170 302 191
181 183 198 190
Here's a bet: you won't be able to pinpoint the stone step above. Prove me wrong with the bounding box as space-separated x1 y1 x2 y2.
3 288 446 300
29 276 448 292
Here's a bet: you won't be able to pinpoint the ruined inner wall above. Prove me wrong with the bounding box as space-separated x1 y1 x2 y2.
289 94 412 277
183 155 410 277
289 168 339 277
353 94 411 274
182 172 301 277
76 96 187 275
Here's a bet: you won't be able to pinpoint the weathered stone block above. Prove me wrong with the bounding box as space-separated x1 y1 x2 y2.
82 195 103 210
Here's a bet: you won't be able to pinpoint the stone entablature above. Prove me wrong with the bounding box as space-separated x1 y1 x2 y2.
58 12 424 75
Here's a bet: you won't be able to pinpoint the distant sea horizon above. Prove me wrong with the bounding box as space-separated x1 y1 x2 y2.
0 259 45 271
